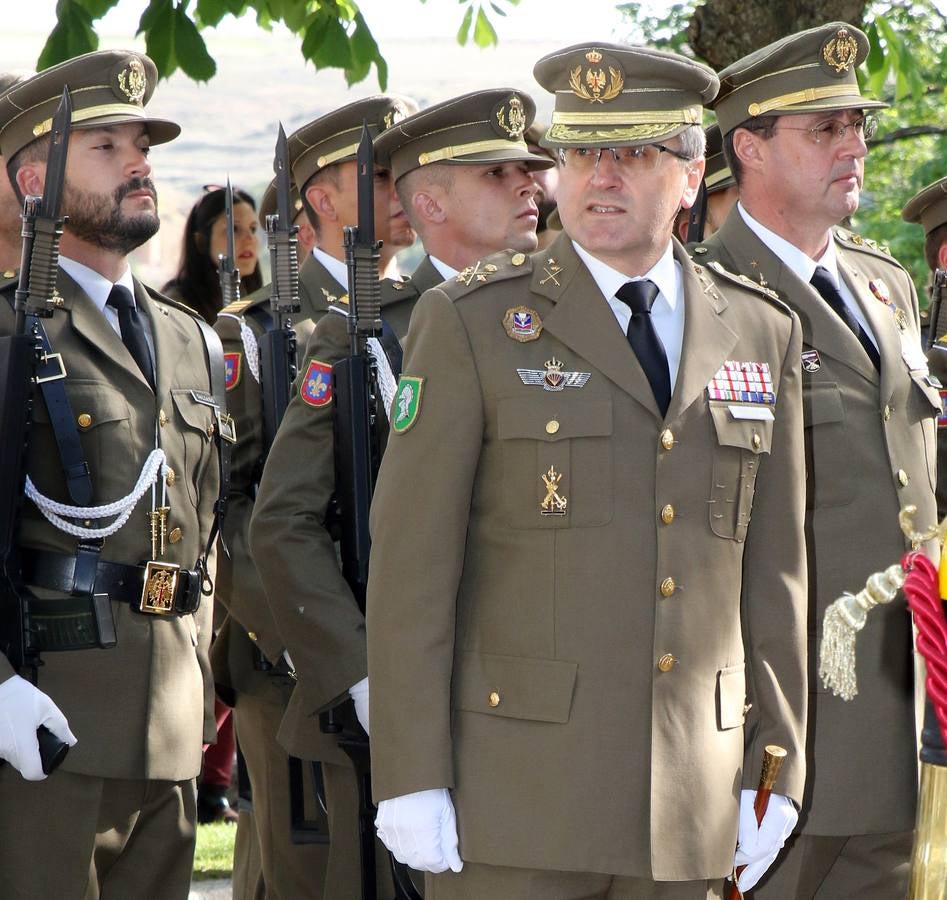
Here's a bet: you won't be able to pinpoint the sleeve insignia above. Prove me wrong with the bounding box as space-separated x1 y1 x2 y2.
300 359 333 408
224 352 241 391
392 375 424 434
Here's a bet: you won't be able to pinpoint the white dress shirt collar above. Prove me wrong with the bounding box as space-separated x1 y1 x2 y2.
59 256 135 314
311 245 348 290
429 255 458 281
572 240 680 315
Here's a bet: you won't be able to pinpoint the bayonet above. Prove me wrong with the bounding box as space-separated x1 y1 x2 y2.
216 177 240 309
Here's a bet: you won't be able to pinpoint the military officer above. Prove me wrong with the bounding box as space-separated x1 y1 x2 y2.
675 124 737 243
699 22 939 898
212 94 412 899
0 73 23 270
247 88 552 899
902 176 947 518
366 41 808 899
0 51 224 898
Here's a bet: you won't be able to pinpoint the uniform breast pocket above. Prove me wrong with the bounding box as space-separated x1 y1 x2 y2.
170 389 215 509
909 370 942 493
708 402 773 542
497 396 613 529
33 381 132 485
803 382 853 509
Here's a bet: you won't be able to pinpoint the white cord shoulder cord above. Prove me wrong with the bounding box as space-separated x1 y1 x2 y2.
25 449 167 540
240 319 261 383
367 336 396 423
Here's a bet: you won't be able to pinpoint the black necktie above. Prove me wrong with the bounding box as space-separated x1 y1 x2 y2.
107 284 155 389
617 279 671 416
809 266 880 371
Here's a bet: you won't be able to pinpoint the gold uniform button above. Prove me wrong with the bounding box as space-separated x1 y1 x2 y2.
660 577 676 597
883 405 891 421
660 504 674 525
511 252 526 266
3 269 14 278
165 468 176 486
546 419 560 435
168 527 183 544
247 631 258 642
660 429 674 451
488 691 501 708
657 653 676 673
206 422 216 438
77 413 92 428
751 432 761 451
898 469 909 486
158 409 168 427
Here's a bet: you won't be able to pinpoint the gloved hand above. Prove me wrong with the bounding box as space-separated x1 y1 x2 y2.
349 677 370 734
0 674 76 781
375 787 464 873
733 789 798 892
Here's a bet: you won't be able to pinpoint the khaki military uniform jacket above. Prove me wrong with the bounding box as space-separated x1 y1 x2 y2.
211 253 343 705
366 233 808 880
701 210 939 835
248 257 441 762
0 269 219 781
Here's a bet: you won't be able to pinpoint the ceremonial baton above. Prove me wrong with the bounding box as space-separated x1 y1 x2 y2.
728 744 787 900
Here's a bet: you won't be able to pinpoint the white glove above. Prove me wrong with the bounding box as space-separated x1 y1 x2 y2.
0 674 76 781
375 787 463 873
349 677 370 734
733 789 798 892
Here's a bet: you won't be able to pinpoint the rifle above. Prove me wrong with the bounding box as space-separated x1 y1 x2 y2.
329 124 422 900
926 268 946 352
259 124 301 452
217 177 240 309
0 88 73 775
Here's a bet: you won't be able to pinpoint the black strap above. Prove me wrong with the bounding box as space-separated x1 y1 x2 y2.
194 316 232 589
25 313 95 507
377 318 404 381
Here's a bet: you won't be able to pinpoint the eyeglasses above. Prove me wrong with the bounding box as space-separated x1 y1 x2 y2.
775 115 878 146
558 143 694 172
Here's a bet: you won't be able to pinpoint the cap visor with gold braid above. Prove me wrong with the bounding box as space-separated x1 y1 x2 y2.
713 22 888 136
902 176 947 235
287 95 415 193
373 88 554 183
533 42 718 148
0 50 179 159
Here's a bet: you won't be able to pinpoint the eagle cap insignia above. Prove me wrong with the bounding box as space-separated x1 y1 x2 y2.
570 48 624 104
495 94 527 140
116 56 147 103
820 28 859 76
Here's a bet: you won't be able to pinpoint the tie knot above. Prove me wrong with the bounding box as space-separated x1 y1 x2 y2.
106 284 135 311
810 266 836 294
617 279 659 315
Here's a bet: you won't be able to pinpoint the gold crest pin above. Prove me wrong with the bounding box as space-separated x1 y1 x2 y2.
541 465 568 516
517 357 591 391
503 306 543 342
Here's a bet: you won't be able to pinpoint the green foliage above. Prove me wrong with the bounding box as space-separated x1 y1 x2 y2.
616 2 697 55
37 0 518 90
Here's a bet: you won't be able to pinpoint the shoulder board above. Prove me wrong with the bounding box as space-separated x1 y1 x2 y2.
146 285 204 319
700 259 792 315
833 227 898 263
439 249 532 301
219 297 255 316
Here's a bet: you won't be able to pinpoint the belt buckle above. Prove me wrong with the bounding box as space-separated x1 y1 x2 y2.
139 561 180 615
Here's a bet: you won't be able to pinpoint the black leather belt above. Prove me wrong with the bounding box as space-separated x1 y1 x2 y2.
22 549 201 618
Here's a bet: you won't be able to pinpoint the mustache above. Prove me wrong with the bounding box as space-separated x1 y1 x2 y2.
114 176 157 203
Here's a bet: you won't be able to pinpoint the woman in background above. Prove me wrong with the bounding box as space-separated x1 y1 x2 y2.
163 185 263 323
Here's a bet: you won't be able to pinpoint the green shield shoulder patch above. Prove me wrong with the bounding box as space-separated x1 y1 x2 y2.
392 375 424 434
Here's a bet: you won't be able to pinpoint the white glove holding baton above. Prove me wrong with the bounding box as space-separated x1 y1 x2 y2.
0 674 76 781
375 787 464 873
733 789 798 892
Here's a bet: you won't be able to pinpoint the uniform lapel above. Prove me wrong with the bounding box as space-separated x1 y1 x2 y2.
713 211 877 384
666 242 738 422
298 254 345 319
837 245 898 404
57 267 149 388
533 233 662 418
140 280 191 404
409 255 446 295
